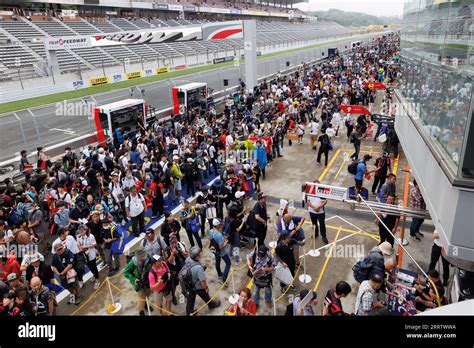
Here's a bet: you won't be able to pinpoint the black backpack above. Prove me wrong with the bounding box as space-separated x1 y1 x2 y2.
209 232 221 255
347 160 359 175
352 250 384 283
178 263 199 297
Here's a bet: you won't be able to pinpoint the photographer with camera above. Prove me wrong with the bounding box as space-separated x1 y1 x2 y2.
149 255 172 316
165 236 188 305
247 245 276 309
124 249 153 316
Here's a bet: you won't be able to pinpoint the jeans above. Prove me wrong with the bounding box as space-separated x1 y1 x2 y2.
253 285 272 307
215 253 231 281
186 288 219 315
131 212 145 236
379 224 395 247
86 258 99 280
410 218 424 236
104 248 121 270
309 212 326 238
272 143 281 157
185 179 195 197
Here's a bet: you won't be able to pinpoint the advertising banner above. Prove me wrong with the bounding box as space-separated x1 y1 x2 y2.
72 80 84 89
363 82 386 89
305 183 347 202
183 5 196 12
44 36 90 50
175 64 187 71
338 105 371 115
202 20 243 40
113 74 123 82
168 4 183 11
126 71 142 80
145 69 153 77
156 66 170 74
89 76 109 87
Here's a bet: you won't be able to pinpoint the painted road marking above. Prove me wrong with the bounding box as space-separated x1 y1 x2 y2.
334 152 349 180
318 148 341 183
49 128 77 135
313 227 342 292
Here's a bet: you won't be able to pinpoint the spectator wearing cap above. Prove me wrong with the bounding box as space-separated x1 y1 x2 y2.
254 140 268 180
141 228 167 259
353 154 375 198
68 197 90 237
247 245 275 308
125 185 146 238
7 272 22 292
160 212 181 246
51 227 85 288
124 248 153 316
51 243 82 305
101 218 120 276
77 224 100 290
165 236 188 305
169 155 183 205
25 253 53 289
293 290 318 316
182 157 197 197
184 246 221 315
274 230 296 292
53 201 70 230
149 254 172 315
0 255 21 282
209 218 231 285
252 192 269 247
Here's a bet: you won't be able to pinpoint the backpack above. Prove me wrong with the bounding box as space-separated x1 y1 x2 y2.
352 250 384 283
178 263 200 297
321 134 330 147
347 160 359 175
209 231 221 255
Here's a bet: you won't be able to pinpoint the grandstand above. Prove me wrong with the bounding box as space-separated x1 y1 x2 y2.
0 1 353 82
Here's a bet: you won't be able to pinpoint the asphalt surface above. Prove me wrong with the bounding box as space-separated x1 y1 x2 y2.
0 33 380 162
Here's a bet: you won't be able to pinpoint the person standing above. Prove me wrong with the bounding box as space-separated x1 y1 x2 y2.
148 255 172 316
254 140 267 180
349 126 364 161
253 192 269 247
409 179 426 241
376 193 400 247
247 245 275 308
274 230 296 292
76 224 100 290
124 249 153 316
307 181 328 244
428 231 450 286
317 129 331 167
184 246 221 315
209 218 231 285
149 176 164 219
125 186 146 237
354 154 373 198
354 273 385 316
27 201 49 256
371 152 391 195
323 281 352 316
309 118 320 150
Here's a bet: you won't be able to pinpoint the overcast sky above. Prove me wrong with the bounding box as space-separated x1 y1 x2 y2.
295 0 405 17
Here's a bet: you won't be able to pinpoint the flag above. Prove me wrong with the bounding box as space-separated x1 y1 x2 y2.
363 82 386 89
338 105 371 115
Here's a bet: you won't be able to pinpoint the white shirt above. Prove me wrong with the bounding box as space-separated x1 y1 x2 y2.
226 134 234 149
52 235 80 255
310 121 320 135
77 234 98 261
326 127 336 138
120 155 129 169
308 196 325 215
126 193 145 217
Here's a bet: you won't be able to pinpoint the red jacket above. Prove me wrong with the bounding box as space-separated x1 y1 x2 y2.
0 256 21 281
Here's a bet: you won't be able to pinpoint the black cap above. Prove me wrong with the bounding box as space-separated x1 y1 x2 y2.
257 245 268 256
363 154 373 161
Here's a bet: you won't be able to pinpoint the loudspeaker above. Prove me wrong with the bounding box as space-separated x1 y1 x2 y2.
223 79 229 86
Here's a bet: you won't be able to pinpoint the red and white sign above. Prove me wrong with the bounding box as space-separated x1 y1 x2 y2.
305 183 347 202
338 105 371 115
363 82 386 89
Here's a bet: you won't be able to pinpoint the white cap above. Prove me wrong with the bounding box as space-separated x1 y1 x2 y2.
187 157 194 163
235 191 245 199
212 218 223 227
173 155 179 161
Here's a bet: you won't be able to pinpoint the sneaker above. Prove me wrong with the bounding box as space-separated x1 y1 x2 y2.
265 300 273 308
68 294 75 305
94 279 100 290
415 232 424 238
172 296 178 306
209 300 221 309
139 310 145 316
297 239 306 246
410 234 421 241
322 237 329 245
74 295 83 305
108 269 117 277
78 281 84 289
89 276 95 283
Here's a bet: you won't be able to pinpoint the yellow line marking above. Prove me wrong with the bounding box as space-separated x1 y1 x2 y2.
304 221 379 238
339 148 373 153
318 148 341 182
392 154 400 176
334 152 349 180
313 227 342 292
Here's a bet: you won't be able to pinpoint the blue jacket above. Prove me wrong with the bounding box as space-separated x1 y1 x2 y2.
254 145 267 170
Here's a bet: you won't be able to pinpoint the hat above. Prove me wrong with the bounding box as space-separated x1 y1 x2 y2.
98 148 105 154
30 254 41 263
77 224 88 232
173 150 179 155
212 218 223 227
54 243 65 251
280 230 291 239
363 154 373 161
378 242 393 256
187 157 194 163
257 245 268 257
152 255 163 262
7 273 18 281
212 179 223 188
110 172 119 177
173 155 179 161
382 151 389 157
235 191 245 199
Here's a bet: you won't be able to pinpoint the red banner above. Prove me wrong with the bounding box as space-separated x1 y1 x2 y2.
363 82 386 89
338 105 371 115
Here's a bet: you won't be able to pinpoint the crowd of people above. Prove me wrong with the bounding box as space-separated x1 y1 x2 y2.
0 32 448 316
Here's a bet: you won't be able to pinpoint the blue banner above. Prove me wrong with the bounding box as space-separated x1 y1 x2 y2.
73 80 84 89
